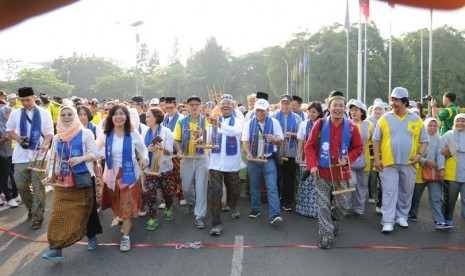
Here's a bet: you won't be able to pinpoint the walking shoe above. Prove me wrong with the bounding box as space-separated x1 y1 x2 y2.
87 236 98 251
6 199 18 208
435 222 447 230
248 211 261 218
195 218 206 229
409 215 418 222
210 225 223 236
222 205 230 212
32 220 43 230
138 209 147 217
395 218 409 228
282 205 293 212
368 198 376 204
15 195 22 203
179 199 187 206
270 215 283 226
318 236 332 249
41 249 63 261
231 208 240 219
146 218 159 231
382 224 394 234
375 207 382 214
158 203 166 209
445 220 454 229
354 212 366 219
164 208 174 221
120 236 131 252
185 204 194 215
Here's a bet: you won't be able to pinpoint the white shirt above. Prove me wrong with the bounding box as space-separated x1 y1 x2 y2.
241 116 284 157
208 117 245 172
6 106 54 164
96 130 148 189
48 129 99 177
140 125 174 173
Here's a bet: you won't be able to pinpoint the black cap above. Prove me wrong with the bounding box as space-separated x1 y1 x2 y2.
130 96 145 105
53 96 63 101
165 97 176 104
39 94 51 104
90 100 99 106
292 95 303 104
187 95 201 103
18 87 34 97
0 91 6 96
280 94 292 102
328 91 345 103
159 97 166 102
256 92 268 101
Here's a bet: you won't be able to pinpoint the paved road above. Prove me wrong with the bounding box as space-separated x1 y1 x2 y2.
1 188 465 276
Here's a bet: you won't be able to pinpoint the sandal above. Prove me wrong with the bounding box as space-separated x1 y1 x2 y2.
32 220 43 230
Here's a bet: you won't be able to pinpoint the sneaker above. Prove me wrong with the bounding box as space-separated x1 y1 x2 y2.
210 225 223 236
282 205 293 212
5 198 16 207
435 222 447 230
146 218 159 231
354 212 366 219
158 203 166 209
195 218 206 229
368 198 376 204
185 204 194 215
248 211 261 218
375 207 382 214
179 199 187 206
164 208 174 221
87 236 98 251
382 224 394 234
395 218 409 228
222 205 230 212
120 236 131 252
445 220 454 229
231 208 240 219
270 215 283 226
41 249 63 261
409 215 418 222
15 195 22 203
318 236 332 249
32 220 43 230
138 209 147 217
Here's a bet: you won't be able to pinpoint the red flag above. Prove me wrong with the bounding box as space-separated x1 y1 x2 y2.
360 0 370 20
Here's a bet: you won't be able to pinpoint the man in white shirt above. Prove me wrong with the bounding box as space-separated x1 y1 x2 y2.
6 87 54 229
208 97 244 236
242 99 284 226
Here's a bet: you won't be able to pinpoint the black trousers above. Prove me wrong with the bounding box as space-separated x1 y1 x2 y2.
279 157 297 206
86 177 102 238
0 156 18 201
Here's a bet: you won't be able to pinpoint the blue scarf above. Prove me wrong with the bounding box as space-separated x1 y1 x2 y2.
249 116 274 157
105 131 137 184
318 117 352 169
298 110 306 121
138 124 142 134
305 120 314 142
212 116 237 155
20 107 41 149
144 125 162 166
162 112 179 132
57 130 87 175
181 115 204 155
87 122 96 138
275 111 297 148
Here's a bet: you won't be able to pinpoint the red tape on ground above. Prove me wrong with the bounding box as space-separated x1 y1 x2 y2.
1 227 465 251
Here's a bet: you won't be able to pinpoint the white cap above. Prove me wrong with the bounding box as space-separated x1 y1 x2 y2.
150 98 160 105
390 87 408 99
372 102 384 109
409 100 416 108
347 99 367 111
254 99 270 111
6 93 16 101
373 98 383 104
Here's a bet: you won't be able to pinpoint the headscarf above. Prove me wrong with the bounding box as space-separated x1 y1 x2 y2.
56 106 83 141
453 113 465 152
423 118 440 160
129 107 140 131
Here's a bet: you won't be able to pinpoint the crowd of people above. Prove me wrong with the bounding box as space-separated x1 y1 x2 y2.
0 86 463 260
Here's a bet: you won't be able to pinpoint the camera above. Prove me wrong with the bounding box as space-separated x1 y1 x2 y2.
20 137 30 149
422 95 433 101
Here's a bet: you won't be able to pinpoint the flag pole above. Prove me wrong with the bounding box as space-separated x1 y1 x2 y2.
420 28 424 100
363 21 367 103
345 0 350 101
427 9 433 117
357 1 363 101
388 5 393 98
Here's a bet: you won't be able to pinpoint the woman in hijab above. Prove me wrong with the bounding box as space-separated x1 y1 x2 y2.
41 106 101 261
441 113 465 228
408 118 446 229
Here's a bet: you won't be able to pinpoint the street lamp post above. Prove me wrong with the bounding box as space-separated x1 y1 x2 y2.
223 76 236 92
264 54 289 95
131 20 143 96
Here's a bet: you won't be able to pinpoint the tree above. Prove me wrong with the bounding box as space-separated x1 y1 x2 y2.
94 72 134 101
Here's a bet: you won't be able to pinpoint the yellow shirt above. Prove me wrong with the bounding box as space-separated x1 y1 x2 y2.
173 115 208 156
50 103 61 122
91 112 102 126
355 121 373 172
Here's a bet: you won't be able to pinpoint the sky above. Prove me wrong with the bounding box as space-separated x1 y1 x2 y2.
0 0 464 74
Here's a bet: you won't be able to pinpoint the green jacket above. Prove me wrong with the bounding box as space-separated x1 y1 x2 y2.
438 104 457 135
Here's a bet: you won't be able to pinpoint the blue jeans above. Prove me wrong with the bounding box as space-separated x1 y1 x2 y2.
247 158 281 220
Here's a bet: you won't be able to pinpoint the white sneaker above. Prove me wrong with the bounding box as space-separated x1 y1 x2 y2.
120 236 131 252
7 199 19 208
395 217 409 228
375 207 382 214
158 203 166 209
179 200 187 206
138 210 147 217
382 224 394 234
15 195 22 203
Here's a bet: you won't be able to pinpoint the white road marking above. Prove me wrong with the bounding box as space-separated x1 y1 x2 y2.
231 235 244 276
